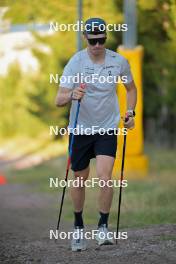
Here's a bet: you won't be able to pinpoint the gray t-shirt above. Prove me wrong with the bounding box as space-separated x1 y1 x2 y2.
60 48 133 134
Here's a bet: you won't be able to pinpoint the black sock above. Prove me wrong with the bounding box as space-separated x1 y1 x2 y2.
98 211 109 228
74 210 84 228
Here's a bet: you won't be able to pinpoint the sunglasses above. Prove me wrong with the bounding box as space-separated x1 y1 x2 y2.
87 37 107 46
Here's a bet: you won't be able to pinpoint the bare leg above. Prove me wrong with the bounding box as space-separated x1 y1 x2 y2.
70 166 90 212
96 155 115 213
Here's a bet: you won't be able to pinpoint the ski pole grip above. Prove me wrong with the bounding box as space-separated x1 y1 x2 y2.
124 113 129 123
78 83 86 102
80 83 86 89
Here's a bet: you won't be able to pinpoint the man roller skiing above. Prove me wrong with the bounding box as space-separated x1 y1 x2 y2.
55 17 137 251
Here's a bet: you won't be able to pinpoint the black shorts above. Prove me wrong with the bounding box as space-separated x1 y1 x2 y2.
68 131 117 171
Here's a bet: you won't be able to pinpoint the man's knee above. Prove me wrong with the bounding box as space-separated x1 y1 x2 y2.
96 155 115 181
74 166 89 181
97 169 112 180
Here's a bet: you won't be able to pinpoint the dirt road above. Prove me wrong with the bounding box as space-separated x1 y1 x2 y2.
0 184 175 264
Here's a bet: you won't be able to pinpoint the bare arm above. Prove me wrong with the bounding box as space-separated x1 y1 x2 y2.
123 80 137 129
55 86 86 107
55 87 72 107
124 80 137 111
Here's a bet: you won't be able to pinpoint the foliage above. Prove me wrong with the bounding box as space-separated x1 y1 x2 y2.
0 0 176 144
0 0 121 139
0 66 48 137
138 0 176 117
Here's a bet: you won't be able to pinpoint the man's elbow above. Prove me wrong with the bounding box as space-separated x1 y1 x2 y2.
128 82 137 94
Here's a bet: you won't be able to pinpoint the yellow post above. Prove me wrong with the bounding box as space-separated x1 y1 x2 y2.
113 45 148 178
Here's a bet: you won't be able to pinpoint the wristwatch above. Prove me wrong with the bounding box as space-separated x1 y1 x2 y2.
126 110 136 117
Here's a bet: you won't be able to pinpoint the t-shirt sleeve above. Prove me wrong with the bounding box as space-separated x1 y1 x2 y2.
120 58 133 84
59 55 79 89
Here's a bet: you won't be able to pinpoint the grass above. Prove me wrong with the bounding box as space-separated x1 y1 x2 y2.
4 143 176 229
159 235 176 241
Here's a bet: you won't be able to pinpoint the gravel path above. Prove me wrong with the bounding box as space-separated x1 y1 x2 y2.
0 184 176 264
